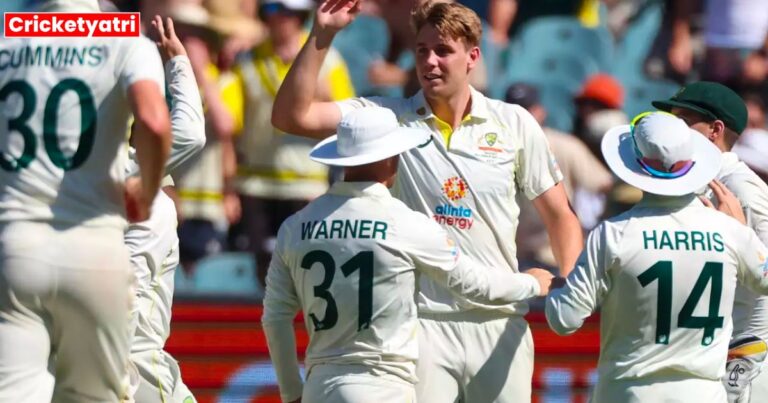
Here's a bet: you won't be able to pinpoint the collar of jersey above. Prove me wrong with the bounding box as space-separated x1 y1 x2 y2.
638 193 701 209
411 86 490 123
328 181 392 198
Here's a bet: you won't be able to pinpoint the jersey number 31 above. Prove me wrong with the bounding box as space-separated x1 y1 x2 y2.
301 250 374 333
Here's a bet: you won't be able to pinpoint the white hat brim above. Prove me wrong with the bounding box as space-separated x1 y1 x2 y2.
309 127 430 167
601 124 722 196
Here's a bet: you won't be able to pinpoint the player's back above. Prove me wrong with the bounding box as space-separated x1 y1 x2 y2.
598 195 760 382
274 181 437 382
0 35 163 228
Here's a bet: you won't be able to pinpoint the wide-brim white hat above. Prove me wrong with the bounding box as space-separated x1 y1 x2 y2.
601 113 722 196
310 107 429 167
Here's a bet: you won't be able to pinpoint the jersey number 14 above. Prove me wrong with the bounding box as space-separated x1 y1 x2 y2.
638 260 724 346
0 79 96 172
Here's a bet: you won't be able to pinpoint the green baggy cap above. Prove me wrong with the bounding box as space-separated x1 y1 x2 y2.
652 81 748 134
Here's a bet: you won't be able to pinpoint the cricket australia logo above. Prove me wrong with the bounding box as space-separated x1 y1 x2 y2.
484 132 498 147
442 176 468 201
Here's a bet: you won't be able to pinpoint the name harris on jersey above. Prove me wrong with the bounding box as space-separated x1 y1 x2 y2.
642 229 725 252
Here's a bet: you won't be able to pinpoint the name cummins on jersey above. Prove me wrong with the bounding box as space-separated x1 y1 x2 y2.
0 36 165 228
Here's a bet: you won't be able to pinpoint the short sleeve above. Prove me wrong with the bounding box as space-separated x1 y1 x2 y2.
119 36 165 95
335 96 387 119
512 105 563 200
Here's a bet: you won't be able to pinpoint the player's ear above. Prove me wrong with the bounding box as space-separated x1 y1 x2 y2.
467 45 480 70
711 120 726 142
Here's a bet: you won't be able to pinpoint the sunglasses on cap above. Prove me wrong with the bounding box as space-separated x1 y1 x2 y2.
630 111 695 179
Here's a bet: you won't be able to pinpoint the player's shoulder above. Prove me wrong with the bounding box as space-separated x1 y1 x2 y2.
722 168 768 206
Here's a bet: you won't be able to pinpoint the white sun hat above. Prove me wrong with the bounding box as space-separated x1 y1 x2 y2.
601 111 722 196
310 107 429 167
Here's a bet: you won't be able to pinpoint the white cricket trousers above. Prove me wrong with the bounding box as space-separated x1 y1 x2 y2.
591 375 727 402
302 364 416 403
416 311 534 403
126 191 194 403
0 221 134 403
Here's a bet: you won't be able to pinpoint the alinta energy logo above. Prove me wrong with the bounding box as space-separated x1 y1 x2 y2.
434 176 473 230
4 12 141 37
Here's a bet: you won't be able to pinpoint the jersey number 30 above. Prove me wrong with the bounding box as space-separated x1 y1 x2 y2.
301 250 373 332
638 260 724 346
0 79 96 172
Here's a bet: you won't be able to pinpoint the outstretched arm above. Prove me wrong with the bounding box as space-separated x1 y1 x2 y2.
271 0 360 138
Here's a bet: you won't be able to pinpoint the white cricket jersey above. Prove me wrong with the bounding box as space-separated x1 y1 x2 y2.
262 181 540 401
336 88 562 315
718 152 768 342
546 194 768 383
0 35 165 229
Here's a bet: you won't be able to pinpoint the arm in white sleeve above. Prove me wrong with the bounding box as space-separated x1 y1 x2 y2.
736 226 768 296
742 188 768 339
126 55 205 176
262 249 303 402
545 224 609 335
403 216 540 304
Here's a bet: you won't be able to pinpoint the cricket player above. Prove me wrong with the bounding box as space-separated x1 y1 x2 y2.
270 1 583 401
653 82 768 402
262 106 555 403
124 16 205 403
546 112 768 402
0 0 171 401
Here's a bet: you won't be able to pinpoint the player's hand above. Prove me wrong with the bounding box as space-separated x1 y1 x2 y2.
525 268 555 296
314 0 361 34
701 180 746 225
151 15 187 63
124 177 152 223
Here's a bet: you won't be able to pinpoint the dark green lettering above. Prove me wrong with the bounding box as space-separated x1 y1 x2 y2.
674 231 690 251
359 220 372 239
315 220 328 239
691 231 706 251
344 220 358 239
659 231 674 250
713 232 725 252
373 221 388 240
330 220 344 239
643 230 658 250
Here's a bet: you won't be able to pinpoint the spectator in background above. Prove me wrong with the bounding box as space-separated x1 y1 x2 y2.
487 0 600 46
506 82 613 269
168 2 256 272
734 91 768 181
571 73 636 228
668 0 768 87
229 0 355 286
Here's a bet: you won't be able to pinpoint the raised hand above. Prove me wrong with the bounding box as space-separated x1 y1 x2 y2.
150 15 187 63
315 0 361 34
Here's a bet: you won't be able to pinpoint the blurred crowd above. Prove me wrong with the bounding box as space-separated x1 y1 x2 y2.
7 0 768 280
